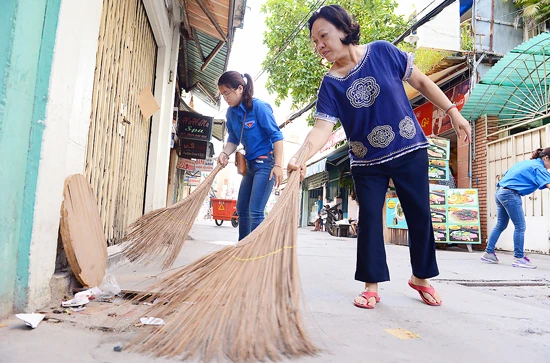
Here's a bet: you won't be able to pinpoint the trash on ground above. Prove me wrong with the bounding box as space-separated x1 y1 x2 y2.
139 317 165 325
94 292 116 302
61 296 89 307
143 298 158 306
69 306 86 312
113 342 123 352
108 312 117 317
99 273 121 295
74 287 102 301
15 313 45 329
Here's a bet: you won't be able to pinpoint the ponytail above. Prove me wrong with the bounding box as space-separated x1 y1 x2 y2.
217 71 255 111
241 73 254 111
530 147 550 159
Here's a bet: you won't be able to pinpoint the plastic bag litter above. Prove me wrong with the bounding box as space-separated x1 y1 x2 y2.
99 273 121 295
139 317 165 325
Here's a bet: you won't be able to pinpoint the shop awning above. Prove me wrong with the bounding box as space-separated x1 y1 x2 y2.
305 159 327 178
461 33 550 133
326 144 349 166
404 63 468 100
178 0 247 108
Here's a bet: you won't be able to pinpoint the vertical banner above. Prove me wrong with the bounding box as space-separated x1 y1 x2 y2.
433 79 471 135
414 102 434 136
427 137 450 181
386 198 408 229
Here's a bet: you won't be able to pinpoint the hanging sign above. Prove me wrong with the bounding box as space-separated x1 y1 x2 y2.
176 158 195 171
194 158 215 172
320 127 347 153
177 139 208 160
177 111 213 141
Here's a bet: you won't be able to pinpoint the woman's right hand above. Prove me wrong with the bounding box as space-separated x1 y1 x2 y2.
287 156 306 181
218 152 229 167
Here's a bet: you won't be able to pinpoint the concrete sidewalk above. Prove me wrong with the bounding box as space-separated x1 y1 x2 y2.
1 220 549 362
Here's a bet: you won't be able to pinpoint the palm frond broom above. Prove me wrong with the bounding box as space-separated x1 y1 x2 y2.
127 144 318 362
122 164 223 270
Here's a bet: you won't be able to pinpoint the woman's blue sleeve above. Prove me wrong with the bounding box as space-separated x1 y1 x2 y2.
534 168 550 190
256 101 283 143
226 111 239 145
375 40 414 81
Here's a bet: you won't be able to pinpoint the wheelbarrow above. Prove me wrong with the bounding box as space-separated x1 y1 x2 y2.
210 198 238 228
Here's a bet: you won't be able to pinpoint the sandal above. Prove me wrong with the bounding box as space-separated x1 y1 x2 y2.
408 280 442 306
353 291 380 309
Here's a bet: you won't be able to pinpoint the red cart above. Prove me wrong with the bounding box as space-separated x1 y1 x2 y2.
210 198 239 227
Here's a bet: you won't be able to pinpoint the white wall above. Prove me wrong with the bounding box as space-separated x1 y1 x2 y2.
26 0 181 310
143 0 180 212
26 0 103 311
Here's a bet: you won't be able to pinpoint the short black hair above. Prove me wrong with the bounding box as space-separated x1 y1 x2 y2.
308 5 360 45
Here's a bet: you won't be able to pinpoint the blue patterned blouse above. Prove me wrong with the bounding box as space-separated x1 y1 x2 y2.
314 41 428 167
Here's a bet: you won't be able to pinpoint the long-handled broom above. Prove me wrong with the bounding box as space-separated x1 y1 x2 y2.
122 164 223 270
127 145 318 362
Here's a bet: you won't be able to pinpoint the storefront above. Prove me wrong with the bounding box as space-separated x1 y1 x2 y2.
461 32 550 253
384 138 482 251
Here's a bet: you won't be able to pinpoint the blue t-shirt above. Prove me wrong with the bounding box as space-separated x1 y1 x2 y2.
498 158 550 196
226 98 284 160
317 199 323 213
314 41 428 167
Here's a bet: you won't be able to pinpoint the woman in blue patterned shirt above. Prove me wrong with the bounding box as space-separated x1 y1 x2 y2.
287 5 471 309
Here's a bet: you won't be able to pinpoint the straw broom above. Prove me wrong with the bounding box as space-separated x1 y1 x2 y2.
128 145 318 362
122 164 223 270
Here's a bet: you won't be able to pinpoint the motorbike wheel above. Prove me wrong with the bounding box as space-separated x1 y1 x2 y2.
231 212 239 228
215 220 223 226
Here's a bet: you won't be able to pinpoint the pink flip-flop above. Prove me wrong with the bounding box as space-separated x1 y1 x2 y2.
408 280 442 306
353 291 380 309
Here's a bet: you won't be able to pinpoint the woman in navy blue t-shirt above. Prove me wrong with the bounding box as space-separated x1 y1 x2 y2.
288 5 471 309
217 71 284 241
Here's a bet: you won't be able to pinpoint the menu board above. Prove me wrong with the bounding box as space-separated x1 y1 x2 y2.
386 198 408 229
430 188 481 244
427 138 450 181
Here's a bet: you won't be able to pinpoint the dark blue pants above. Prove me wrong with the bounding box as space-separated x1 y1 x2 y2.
237 153 275 240
352 148 439 283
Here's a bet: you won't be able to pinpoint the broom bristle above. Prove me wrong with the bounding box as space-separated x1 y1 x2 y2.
122 165 223 270
128 145 318 361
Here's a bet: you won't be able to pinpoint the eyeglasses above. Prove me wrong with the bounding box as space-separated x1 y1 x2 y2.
221 89 234 98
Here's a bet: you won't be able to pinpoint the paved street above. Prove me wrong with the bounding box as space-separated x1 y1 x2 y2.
1 220 549 362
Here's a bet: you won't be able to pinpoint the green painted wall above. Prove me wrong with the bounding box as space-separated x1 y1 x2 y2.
0 0 60 318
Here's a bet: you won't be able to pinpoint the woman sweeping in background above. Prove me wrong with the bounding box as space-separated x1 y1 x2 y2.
216 71 284 240
288 5 471 309
481 147 550 269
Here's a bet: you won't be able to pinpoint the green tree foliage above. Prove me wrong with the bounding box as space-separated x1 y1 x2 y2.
398 43 451 74
510 0 550 21
261 0 408 112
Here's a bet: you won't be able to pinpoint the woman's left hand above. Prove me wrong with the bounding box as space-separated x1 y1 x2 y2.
448 109 471 143
270 165 284 187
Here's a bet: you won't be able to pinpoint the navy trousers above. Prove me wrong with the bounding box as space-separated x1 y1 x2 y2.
352 148 439 283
